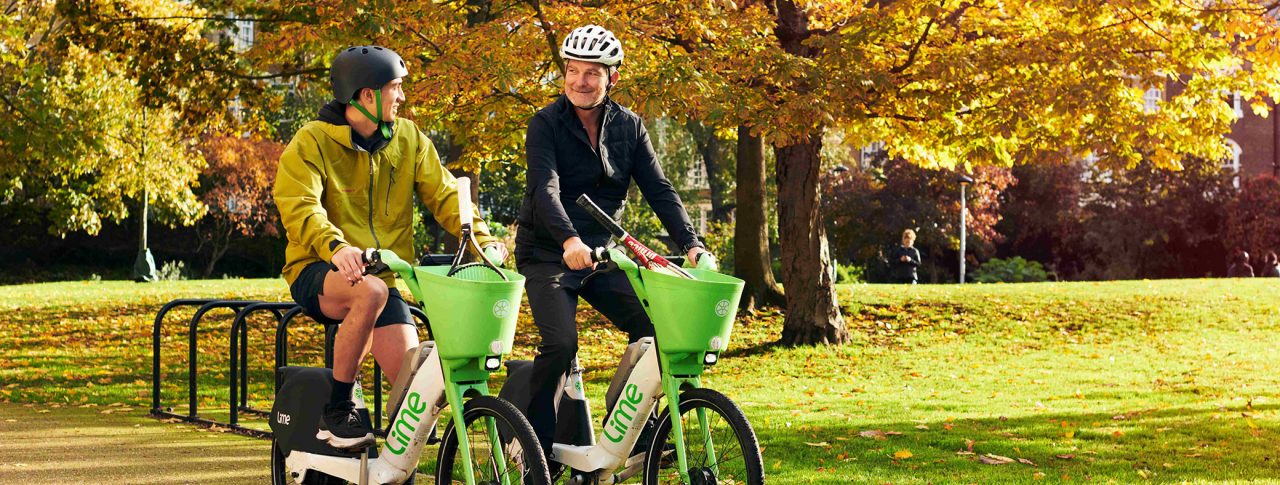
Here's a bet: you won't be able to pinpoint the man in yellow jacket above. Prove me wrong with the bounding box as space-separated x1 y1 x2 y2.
273 45 506 450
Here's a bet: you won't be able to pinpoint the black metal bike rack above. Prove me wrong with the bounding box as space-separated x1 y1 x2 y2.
154 295 436 439
227 301 297 435
151 299 261 423
151 298 218 416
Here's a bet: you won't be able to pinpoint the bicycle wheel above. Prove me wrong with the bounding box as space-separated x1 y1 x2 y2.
436 395 551 484
644 388 764 485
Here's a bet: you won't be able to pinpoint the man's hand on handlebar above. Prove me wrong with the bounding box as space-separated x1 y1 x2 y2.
562 237 595 271
481 242 509 266
332 246 367 285
687 247 709 266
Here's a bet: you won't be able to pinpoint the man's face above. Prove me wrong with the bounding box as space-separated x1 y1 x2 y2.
359 78 405 121
564 60 615 109
903 235 915 247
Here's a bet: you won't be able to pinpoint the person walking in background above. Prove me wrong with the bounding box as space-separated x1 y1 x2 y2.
1259 252 1280 277
890 229 922 284
1227 249 1255 278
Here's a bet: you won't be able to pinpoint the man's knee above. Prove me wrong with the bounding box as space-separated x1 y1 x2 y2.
538 334 578 364
353 277 390 306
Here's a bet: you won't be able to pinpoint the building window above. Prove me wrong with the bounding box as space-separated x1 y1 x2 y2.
1233 92 1244 119
697 205 709 235
1144 88 1162 113
232 19 254 52
860 141 886 167
1224 138 1242 188
686 164 707 190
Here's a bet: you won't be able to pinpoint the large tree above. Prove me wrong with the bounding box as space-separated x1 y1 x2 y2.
0 0 262 235
247 0 1280 346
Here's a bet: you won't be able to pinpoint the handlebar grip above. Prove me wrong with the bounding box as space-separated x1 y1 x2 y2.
457 177 472 224
694 252 719 272
590 247 610 263
331 248 381 273
576 194 627 238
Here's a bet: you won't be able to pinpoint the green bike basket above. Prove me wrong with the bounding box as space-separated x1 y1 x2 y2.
638 268 745 354
406 266 525 361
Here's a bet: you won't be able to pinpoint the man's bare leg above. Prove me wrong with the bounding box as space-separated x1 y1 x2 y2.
313 270 388 449
318 271 389 382
372 323 419 386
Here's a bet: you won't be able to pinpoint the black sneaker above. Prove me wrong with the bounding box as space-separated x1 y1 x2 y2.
316 400 375 450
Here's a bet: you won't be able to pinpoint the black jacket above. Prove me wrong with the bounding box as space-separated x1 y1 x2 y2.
889 245 921 283
515 95 700 265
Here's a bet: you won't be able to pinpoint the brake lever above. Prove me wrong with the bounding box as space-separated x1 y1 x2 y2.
361 249 389 276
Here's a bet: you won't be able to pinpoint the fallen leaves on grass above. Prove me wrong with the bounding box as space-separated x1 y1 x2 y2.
859 429 887 440
980 453 1016 465
892 449 913 459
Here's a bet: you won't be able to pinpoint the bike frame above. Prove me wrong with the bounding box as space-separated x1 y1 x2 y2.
550 248 721 484
284 341 513 485
551 338 660 484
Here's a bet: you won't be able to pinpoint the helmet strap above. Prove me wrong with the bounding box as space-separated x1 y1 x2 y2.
350 89 392 138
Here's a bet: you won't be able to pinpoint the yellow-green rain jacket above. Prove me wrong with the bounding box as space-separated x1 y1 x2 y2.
273 117 496 287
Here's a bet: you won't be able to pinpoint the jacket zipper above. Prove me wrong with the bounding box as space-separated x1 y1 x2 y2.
367 151 381 249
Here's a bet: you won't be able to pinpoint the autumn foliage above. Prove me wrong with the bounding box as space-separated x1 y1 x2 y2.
193 134 283 277
1224 175 1280 267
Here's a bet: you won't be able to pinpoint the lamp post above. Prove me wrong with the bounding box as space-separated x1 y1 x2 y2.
957 174 974 284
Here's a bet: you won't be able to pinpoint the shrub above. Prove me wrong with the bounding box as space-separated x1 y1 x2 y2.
833 262 865 284
157 260 188 281
972 257 1049 283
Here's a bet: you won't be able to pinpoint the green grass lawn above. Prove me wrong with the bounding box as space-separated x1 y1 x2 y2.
1 278 1277 483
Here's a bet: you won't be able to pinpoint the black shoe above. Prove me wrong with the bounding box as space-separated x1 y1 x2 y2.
316 400 375 450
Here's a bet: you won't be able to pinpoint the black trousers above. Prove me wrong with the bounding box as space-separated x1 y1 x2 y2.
514 261 655 454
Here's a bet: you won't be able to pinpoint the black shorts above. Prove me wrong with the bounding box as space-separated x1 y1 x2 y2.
289 261 413 328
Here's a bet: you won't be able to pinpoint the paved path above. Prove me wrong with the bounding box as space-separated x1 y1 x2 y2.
0 403 269 484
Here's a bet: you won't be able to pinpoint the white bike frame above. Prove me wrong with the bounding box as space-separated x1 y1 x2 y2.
551 337 665 484
283 342 448 485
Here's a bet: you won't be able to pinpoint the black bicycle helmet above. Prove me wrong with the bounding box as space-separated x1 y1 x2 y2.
330 45 409 104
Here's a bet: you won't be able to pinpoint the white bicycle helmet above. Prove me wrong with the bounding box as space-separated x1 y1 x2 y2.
560 25 624 67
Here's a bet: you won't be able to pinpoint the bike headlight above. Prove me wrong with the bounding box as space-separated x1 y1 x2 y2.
484 356 502 371
703 352 719 366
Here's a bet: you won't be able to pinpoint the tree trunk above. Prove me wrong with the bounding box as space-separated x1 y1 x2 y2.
774 132 850 345
686 120 732 223
771 0 849 345
734 125 785 310
203 225 233 279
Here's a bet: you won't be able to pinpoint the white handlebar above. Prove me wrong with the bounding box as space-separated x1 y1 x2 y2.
456 177 472 227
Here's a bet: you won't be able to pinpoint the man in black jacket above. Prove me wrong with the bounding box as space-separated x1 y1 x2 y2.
890 229 922 284
514 24 710 455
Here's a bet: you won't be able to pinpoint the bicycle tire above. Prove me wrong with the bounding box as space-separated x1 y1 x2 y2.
435 395 552 484
643 388 764 485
